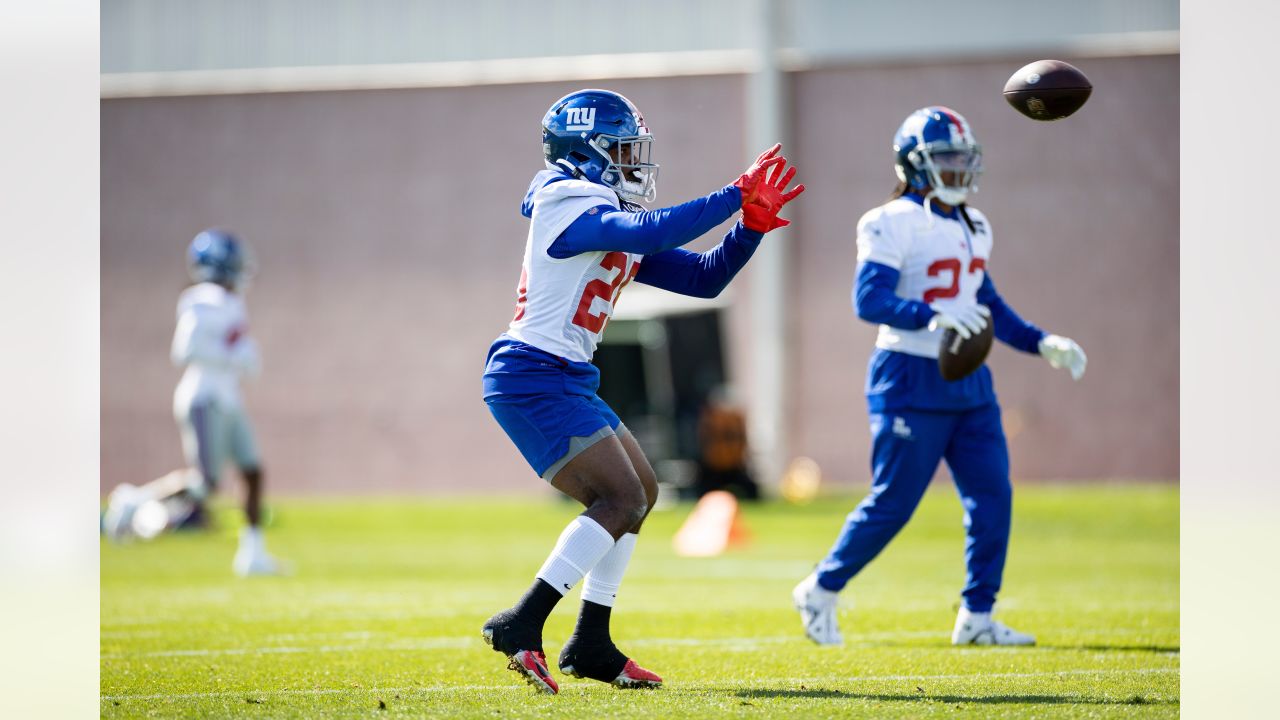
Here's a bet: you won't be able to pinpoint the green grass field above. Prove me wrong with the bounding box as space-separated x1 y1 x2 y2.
101 483 1178 718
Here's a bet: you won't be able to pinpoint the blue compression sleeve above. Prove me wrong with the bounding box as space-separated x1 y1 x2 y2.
549 185 742 258
976 273 1046 354
634 222 764 298
853 261 936 329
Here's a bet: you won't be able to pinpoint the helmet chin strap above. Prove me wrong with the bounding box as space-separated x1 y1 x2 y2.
614 168 656 204
554 158 587 180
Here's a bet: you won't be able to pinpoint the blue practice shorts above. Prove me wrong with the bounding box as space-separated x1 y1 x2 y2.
486 392 623 480
483 336 628 480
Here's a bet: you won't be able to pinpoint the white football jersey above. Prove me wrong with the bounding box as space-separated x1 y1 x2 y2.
171 282 260 412
506 178 643 363
855 197 993 359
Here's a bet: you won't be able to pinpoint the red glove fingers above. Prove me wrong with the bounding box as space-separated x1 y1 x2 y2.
734 154 785 205
752 143 782 166
741 154 805 232
737 155 783 203
781 181 806 204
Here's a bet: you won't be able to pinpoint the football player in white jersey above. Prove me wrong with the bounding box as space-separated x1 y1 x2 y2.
103 230 284 577
791 107 1086 647
480 89 804 694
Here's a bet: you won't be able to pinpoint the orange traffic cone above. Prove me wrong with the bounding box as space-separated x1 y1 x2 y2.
672 490 751 557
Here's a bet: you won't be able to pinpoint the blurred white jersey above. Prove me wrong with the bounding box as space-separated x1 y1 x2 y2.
506 177 643 363
171 282 260 413
856 198 993 358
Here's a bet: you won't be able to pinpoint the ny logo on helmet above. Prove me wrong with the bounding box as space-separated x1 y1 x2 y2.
566 106 596 132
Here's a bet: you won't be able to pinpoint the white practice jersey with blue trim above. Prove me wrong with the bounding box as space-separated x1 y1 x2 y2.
506 178 643 363
171 282 260 411
856 198 993 358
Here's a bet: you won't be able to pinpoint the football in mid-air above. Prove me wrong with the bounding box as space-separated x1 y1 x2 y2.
1003 60 1092 121
938 320 994 381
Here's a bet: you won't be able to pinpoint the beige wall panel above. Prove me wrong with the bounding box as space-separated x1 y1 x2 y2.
102 54 1176 495
101 77 745 495
788 54 1178 485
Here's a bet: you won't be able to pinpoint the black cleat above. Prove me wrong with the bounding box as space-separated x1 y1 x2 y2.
558 637 662 688
482 610 558 694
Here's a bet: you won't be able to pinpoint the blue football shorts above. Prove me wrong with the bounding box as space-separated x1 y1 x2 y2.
486 392 625 481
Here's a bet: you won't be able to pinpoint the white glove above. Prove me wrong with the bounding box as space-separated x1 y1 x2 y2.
1038 334 1087 380
928 304 990 340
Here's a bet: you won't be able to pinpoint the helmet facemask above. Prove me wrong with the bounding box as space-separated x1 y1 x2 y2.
591 132 658 204
911 143 983 206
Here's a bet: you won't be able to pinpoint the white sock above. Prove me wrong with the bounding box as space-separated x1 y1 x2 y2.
536 516 616 596
581 532 637 607
239 526 265 554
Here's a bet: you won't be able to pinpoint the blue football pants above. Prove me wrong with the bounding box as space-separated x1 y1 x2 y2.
814 403 1012 613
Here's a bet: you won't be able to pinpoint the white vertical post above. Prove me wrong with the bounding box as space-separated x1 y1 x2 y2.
747 0 789 489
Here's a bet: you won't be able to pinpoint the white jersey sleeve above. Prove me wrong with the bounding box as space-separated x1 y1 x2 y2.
855 206 909 270
505 179 645 363
528 179 620 256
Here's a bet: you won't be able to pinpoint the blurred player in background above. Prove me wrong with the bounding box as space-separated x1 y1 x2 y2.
102 229 284 577
792 107 1086 647
480 89 803 694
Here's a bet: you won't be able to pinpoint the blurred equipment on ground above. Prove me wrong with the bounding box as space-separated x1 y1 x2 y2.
780 456 822 504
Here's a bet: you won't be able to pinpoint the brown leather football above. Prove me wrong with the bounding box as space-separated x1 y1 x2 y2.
1003 59 1092 121
937 320 994 381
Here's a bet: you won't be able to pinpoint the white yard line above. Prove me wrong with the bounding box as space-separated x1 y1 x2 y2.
102 667 1179 702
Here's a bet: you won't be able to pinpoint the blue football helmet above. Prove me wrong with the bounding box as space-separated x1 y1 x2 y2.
187 229 251 289
542 89 659 204
893 106 983 206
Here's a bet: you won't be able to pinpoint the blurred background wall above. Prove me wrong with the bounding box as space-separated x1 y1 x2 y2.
101 0 1179 495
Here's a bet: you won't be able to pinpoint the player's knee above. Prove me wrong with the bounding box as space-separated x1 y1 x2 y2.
644 481 659 512
635 469 658 511
855 493 914 526
610 480 649 529
988 479 1008 507
622 494 649 529
989 479 1013 507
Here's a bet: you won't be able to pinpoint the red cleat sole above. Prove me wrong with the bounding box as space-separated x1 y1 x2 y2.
509 650 559 694
482 627 558 694
612 658 662 689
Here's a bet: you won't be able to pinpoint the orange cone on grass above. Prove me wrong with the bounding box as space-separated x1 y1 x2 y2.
672 490 750 557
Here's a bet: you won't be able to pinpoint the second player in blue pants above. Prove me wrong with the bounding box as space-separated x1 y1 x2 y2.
792 106 1088 647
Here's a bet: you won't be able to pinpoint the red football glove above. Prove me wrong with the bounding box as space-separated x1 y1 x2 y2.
734 143 785 206
735 144 805 232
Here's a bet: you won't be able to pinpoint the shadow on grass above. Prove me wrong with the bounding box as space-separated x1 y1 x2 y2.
1040 644 1180 654
731 689 1177 706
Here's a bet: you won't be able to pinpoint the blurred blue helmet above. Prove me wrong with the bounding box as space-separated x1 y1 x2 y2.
893 106 983 206
542 89 659 204
187 229 251 288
